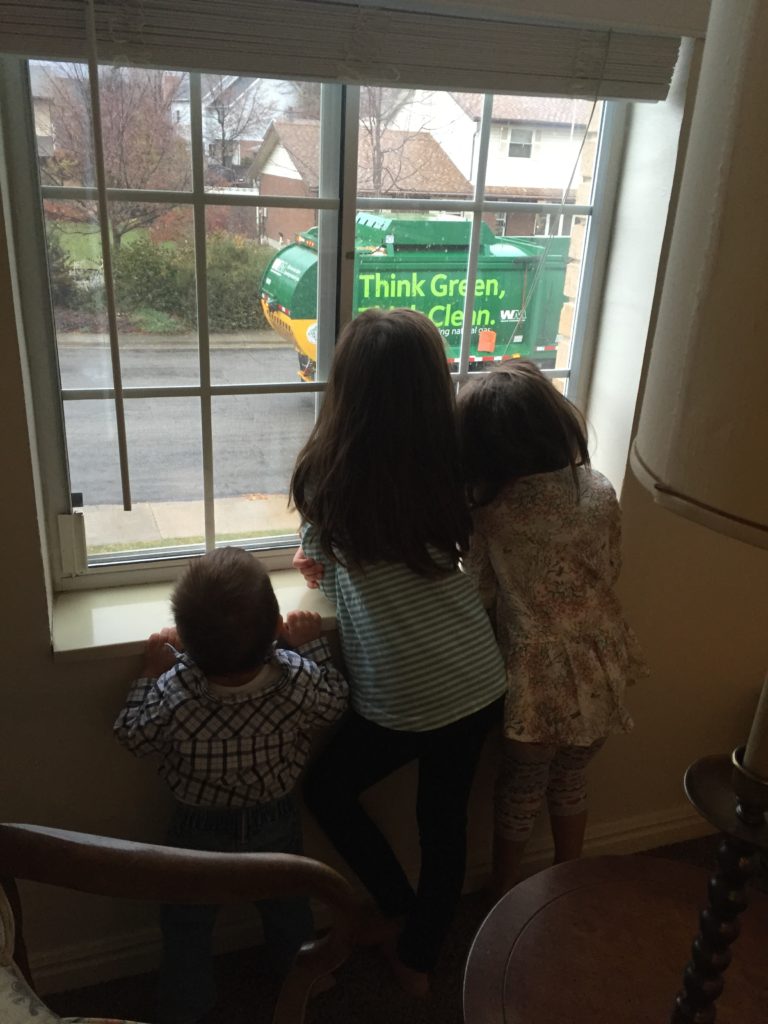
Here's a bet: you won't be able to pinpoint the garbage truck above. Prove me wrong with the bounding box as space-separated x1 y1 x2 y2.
260 213 569 381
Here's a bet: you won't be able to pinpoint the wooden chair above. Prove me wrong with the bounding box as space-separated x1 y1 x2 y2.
0 821 361 1024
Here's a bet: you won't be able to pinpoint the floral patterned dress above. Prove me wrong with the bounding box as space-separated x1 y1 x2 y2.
466 466 647 746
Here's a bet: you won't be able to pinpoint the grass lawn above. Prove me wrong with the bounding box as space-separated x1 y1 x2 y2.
51 222 150 262
49 222 182 263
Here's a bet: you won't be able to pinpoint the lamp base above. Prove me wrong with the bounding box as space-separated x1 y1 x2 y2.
683 749 768 848
670 750 767 1023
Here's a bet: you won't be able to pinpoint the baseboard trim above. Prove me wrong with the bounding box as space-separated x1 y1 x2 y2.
35 914 262 996
35 803 715 995
464 802 716 889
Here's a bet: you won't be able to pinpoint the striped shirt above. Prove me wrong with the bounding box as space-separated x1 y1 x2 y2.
114 638 348 808
301 527 506 731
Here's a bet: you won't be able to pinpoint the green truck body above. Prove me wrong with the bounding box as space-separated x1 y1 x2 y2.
260 213 569 379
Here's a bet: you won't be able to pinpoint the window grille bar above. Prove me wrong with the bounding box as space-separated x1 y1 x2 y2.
450 367 570 381
202 192 338 210
456 93 493 384
190 72 216 551
316 83 342 387
62 382 326 401
356 197 593 216
337 85 360 334
564 101 627 406
86 0 131 511
40 184 340 210
40 185 591 218
62 371 571 401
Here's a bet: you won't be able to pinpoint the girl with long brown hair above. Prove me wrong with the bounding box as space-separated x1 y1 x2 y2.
291 308 505 996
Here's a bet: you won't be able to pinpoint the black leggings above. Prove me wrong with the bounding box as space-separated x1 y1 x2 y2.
304 698 502 972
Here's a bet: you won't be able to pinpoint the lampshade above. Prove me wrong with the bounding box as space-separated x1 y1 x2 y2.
630 0 768 551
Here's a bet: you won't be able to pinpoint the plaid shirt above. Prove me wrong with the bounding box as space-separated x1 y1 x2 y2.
114 638 347 808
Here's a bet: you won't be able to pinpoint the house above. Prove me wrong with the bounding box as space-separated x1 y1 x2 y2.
28 64 55 160
250 119 473 244
385 90 593 234
3 0 767 1008
171 74 291 172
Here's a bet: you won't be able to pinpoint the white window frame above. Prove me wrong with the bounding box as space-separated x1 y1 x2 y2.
1 55 626 592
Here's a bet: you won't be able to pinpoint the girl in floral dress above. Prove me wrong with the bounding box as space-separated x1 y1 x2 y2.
456 361 646 896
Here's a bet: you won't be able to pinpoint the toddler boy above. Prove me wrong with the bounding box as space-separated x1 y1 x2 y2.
114 546 347 1024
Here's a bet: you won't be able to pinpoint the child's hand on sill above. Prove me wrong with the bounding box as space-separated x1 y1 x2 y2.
280 610 323 649
293 546 325 589
142 627 181 677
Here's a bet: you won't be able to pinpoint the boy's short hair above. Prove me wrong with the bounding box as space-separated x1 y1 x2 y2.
171 547 279 676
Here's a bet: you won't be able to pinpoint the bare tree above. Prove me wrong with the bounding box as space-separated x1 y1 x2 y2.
358 87 441 195
41 64 190 250
203 75 274 170
286 80 321 120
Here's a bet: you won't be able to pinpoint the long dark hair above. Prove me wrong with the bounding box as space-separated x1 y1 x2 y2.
291 308 470 575
456 360 590 506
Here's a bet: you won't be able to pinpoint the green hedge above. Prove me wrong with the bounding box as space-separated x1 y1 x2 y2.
54 231 274 332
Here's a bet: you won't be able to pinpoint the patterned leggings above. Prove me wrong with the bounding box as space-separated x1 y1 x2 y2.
495 738 605 842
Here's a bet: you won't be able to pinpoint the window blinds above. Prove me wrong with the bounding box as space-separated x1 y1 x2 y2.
0 0 682 100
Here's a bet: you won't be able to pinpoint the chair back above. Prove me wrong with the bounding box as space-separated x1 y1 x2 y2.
0 822 360 1024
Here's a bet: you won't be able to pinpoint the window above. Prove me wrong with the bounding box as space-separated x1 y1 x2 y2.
4 58 616 590
508 128 533 158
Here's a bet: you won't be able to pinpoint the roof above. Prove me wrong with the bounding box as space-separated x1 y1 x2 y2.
251 120 472 196
252 120 321 187
451 93 594 127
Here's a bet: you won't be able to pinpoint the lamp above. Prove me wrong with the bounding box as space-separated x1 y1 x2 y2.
629 0 768 1019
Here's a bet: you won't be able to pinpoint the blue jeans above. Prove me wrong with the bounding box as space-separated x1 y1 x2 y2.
158 796 313 1024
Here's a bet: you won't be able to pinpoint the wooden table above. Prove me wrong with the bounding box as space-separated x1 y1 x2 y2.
463 855 768 1024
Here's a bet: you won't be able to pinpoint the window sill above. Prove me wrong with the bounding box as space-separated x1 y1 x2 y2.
51 570 336 662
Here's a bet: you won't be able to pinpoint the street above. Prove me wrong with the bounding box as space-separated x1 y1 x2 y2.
59 340 315 504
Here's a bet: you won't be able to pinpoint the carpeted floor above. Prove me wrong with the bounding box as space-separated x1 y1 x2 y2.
45 833 767 1024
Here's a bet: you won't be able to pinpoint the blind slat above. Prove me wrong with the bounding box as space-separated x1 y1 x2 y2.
0 0 681 100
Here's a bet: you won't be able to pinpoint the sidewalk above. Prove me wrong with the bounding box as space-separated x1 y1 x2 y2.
83 494 299 548
58 329 286 349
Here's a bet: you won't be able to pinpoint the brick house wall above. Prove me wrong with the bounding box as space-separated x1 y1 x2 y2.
258 173 316 245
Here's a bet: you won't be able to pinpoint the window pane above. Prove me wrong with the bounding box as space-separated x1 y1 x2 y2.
99 67 191 192
482 96 604 373
31 61 96 188
202 75 310 192
32 62 192 192
358 208 468 363
110 202 198 386
212 393 313 546
487 95 601 200
69 397 205 560
352 207 582 372
211 206 321 384
357 87 475 199
43 199 113 389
